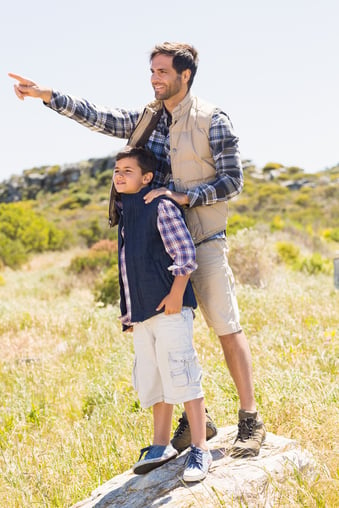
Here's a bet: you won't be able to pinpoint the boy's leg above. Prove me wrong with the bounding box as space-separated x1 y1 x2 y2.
153 401 173 445
132 318 178 475
151 310 212 482
152 309 216 453
183 397 207 450
183 397 213 482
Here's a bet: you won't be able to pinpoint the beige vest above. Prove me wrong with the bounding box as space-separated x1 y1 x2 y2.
129 94 228 244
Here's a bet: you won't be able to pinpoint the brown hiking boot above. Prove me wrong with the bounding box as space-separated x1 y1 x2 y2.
230 409 266 458
171 409 218 453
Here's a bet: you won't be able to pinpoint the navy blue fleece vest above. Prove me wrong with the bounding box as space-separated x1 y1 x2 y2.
118 187 197 325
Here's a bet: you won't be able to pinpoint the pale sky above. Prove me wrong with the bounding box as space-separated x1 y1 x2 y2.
2 0 338 181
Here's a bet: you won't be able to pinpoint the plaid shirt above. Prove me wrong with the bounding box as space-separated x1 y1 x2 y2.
47 91 243 207
119 199 197 326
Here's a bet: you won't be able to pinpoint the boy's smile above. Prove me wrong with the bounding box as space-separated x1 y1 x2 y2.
113 157 153 194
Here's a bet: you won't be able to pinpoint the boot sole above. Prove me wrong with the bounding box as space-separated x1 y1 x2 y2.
133 454 177 475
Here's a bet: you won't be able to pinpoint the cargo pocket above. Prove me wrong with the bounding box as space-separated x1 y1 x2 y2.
168 349 202 388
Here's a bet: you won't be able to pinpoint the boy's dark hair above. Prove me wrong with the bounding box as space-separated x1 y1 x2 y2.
150 42 198 90
116 146 157 175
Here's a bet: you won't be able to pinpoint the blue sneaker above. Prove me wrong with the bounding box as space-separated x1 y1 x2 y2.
183 445 212 482
133 443 178 475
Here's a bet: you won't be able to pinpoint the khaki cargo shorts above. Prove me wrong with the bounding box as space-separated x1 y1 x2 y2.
190 238 242 336
132 308 204 408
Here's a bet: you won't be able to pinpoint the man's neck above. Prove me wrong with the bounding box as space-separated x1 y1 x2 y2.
163 90 189 114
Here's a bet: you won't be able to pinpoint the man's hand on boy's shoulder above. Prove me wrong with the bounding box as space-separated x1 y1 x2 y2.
144 188 189 207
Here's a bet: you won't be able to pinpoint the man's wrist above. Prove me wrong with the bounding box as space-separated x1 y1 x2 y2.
41 89 53 104
179 192 190 207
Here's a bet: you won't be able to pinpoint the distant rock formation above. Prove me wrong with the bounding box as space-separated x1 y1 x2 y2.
72 426 315 508
1 155 337 205
0 155 116 203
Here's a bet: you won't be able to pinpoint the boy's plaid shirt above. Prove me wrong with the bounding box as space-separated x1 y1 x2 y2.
48 91 244 207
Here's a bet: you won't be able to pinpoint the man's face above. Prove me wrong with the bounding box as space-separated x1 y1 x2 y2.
113 157 152 194
150 54 186 102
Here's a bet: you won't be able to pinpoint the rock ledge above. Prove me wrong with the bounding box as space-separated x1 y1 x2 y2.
72 426 315 508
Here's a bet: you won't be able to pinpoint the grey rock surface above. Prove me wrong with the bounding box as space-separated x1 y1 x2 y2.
72 426 315 508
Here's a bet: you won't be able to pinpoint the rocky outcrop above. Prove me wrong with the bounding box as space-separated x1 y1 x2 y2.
2 156 338 205
0 155 116 203
72 426 315 508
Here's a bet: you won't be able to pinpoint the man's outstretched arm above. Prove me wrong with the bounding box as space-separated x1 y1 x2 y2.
9 72 141 139
8 73 52 103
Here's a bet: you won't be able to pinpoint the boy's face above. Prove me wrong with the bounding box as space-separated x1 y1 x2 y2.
113 157 153 194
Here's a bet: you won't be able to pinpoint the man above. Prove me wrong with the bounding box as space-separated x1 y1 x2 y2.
9 41 266 457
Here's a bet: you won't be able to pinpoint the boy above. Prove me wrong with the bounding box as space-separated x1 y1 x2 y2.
113 145 212 482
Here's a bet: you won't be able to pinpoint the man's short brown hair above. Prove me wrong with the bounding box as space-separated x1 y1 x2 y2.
150 42 198 90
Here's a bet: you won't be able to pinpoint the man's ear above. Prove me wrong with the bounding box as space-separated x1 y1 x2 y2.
182 69 191 85
143 172 153 184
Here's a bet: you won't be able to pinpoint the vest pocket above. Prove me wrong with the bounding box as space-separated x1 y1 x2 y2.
168 349 202 388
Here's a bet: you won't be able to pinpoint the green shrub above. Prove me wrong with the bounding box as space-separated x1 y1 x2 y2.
294 194 311 207
275 241 332 275
68 251 115 274
0 233 28 268
323 228 339 243
262 162 284 172
96 169 114 187
232 196 250 213
322 186 339 199
242 179 256 196
0 203 66 267
254 183 289 211
329 165 339 174
58 192 91 210
227 214 255 235
47 165 61 175
68 240 118 274
299 253 333 275
270 215 285 231
275 241 301 266
276 173 291 181
287 166 304 174
94 265 120 305
78 219 104 247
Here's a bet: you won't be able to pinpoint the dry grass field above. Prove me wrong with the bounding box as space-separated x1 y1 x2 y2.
0 232 338 507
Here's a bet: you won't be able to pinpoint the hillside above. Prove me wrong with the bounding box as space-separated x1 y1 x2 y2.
1 155 339 271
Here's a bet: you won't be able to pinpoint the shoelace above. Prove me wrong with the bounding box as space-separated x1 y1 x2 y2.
236 418 255 441
185 447 203 468
173 416 188 437
137 446 151 461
